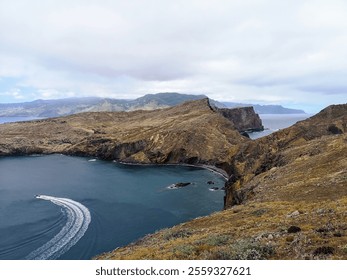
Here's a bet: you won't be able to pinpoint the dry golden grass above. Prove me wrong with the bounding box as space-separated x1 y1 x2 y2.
0 99 244 164
96 197 347 260
96 131 347 260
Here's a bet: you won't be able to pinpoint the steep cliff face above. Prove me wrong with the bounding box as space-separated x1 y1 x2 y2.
215 107 263 132
224 103 347 208
0 98 246 165
96 104 347 260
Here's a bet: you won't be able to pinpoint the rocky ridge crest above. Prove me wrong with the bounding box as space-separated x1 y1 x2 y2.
95 103 347 260
0 99 250 165
224 104 347 208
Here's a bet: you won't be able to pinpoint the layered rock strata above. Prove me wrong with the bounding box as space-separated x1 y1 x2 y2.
224 104 347 208
0 99 245 165
215 107 263 132
95 104 347 260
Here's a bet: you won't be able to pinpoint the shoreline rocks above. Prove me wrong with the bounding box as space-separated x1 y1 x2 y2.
174 182 191 188
167 182 192 189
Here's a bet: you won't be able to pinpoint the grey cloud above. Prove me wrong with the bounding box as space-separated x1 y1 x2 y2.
298 85 347 95
0 0 346 110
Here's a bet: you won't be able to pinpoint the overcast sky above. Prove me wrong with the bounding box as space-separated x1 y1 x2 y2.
0 0 346 113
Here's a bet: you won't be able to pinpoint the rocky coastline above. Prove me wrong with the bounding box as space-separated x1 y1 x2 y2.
1 99 346 259
117 160 229 181
94 103 347 260
215 106 263 133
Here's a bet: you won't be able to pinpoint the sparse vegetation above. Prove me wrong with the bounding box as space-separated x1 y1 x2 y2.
203 235 231 246
251 208 268 217
340 245 347 254
327 124 342 134
95 198 347 260
171 244 196 258
288 226 301 233
215 239 275 260
162 228 192 240
313 246 334 256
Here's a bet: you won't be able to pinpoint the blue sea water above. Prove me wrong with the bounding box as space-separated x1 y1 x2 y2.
0 155 225 260
0 117 43 124
248 114 311 139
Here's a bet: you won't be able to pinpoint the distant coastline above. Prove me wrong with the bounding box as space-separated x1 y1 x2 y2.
0 93 306 118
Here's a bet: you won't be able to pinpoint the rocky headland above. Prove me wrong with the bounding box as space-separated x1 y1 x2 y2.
1 99 346 259
95 103 347 260
0 99 254 165
216 107 263 133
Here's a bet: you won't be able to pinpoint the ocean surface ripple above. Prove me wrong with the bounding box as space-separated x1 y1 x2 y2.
25 195 91 260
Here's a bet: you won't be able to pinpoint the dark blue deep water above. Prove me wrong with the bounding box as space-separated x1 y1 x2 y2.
0 155 225 260
248 114 310 139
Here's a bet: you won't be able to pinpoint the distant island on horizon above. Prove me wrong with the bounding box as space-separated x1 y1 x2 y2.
0 92 306 118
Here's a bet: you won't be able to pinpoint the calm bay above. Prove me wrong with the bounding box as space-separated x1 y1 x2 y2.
0 155 225 260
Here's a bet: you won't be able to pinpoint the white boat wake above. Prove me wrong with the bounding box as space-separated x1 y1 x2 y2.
25 195 91 260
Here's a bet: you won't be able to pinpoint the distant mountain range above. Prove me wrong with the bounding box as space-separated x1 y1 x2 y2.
0 92 305 117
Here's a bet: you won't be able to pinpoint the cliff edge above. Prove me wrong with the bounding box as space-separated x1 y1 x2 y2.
224 104 347 208
0 99 245 165
96 104 347 260
215 107 263 132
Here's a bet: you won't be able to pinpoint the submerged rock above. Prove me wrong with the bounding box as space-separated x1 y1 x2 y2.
167 182 192 189
175 182 191 188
